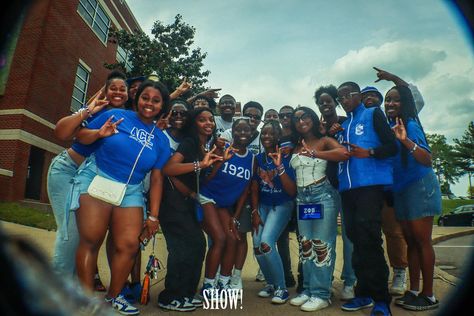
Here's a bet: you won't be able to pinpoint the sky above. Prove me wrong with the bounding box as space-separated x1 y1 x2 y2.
126 0 473 196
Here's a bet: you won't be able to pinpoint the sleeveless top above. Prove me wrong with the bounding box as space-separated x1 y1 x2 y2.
290 153 327 187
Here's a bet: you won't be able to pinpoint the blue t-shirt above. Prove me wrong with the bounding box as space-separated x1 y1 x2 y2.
86 109 171 184
200 150 254 208
71 107 108 157
391 118 432 192
254 152 295 205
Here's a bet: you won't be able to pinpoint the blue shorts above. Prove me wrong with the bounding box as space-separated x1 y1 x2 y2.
394 171 441 221
70 155 146 212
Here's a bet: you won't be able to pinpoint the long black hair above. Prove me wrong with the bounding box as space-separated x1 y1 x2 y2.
290 106 324 145
183 107 216 160
387 85 427 168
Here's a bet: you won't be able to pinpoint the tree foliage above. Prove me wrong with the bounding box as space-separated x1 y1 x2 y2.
452 121 474 173
426 133 464 193
106 14 210 95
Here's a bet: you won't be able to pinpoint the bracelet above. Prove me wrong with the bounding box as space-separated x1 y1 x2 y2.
147 215 158 222
278 169 286 176
193 160 201 173
233 218 240 227
409 143 418 154
251 209 258 215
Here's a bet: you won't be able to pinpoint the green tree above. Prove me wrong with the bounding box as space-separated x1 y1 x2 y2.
426 133 464 194
453 122 474 197
106 14 210 95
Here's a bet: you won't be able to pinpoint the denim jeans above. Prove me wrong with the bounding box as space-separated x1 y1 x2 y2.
253 200 293 289
296 181 338 300
47 150 79 276
339 205 357 287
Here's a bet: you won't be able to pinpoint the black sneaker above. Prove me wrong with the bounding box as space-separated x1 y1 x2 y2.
394 291 417 306
158 298 196 312
402 294 439 311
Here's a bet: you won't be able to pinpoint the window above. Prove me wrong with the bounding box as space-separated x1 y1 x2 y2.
71 64 90 112
77 0 111 43
116 45 133 72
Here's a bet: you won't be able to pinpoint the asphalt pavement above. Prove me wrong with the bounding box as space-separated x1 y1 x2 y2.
1 221 473 316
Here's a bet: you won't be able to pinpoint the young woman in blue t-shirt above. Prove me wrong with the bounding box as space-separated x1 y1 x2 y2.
198 118 254 294
251 120 296 304
73 80 171 315
47 70 127 289
384 85 441 312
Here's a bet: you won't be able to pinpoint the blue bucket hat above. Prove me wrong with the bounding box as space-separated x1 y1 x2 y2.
126 76 146 86
361 86 384 103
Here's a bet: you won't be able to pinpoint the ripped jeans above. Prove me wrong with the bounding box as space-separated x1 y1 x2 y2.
296 180 338 300
252 200 294 289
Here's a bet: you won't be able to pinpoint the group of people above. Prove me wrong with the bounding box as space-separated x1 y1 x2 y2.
46 66 441 316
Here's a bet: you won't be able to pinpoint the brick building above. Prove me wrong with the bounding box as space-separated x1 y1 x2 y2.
0 0 141 202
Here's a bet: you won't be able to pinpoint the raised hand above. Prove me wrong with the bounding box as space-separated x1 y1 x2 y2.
98 115 124 138
392 117 407 141
87 86 108 115
199 88 221 99
328 122 344 136
156 111 172 130
177 77 192 95
223 143 235 161
201 145 223 168
268 145 282 166
373 66 397 83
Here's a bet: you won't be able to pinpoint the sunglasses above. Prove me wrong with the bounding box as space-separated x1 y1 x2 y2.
278 113 293 119
292 112 311 122
244 114 262 121
170 110 187 117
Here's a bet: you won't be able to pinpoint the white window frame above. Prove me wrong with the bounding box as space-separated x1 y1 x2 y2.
77 0 111 44
71 63 90 112
116 45 133 72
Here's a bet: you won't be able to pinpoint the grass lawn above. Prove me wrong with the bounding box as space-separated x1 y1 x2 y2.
0 202 57 231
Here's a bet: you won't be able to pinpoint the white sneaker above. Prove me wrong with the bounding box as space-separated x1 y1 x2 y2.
230 275 243 290
258 284 274 298
110 294 140 315
255 268 265 282
390 268 407 295
290 293 310 306
300 296 330 312
340 285 355 300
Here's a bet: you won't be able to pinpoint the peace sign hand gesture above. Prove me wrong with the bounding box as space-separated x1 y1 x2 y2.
223 144 236 161
98 115 124 138
200 145 223 168
87 85 108 115
267 145 282 166
156 111 172 130
392 117 407 141
373 66 397 83
177 77 192 95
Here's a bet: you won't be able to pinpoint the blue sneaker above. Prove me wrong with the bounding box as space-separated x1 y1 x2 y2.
109 294 140 315
119 283 141 304
341 297 374 311
271 288 289 304
371 301 391 316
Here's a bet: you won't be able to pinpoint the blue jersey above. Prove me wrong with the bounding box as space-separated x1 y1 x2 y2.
391 118 432 192
86 109 171 184
254 153 295 205
71 107 108 157
200 150 254 208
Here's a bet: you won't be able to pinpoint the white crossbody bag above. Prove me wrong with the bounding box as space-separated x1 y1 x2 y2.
88 125 156 206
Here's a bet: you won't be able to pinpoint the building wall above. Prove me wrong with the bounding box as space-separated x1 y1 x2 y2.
0 0 141 202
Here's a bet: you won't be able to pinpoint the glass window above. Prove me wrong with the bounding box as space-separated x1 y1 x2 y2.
116 45 133 72
70 64 90 112
77 0 111 44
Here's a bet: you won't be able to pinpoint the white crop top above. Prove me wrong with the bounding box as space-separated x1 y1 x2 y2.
290 153 327 187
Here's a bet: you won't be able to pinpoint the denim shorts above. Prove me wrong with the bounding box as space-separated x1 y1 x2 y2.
70 156 146 211
394 171 441 221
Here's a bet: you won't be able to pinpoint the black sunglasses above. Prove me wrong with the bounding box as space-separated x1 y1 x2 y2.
244 114 262 121
292 112 311 122
278 113 293 119
170 110 187 117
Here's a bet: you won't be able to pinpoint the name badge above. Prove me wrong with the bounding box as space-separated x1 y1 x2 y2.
298 203 323 220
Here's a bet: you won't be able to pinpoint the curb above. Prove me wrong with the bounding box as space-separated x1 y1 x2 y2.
432 228 474 285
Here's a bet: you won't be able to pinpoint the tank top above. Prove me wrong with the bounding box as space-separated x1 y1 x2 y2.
290 153 327 187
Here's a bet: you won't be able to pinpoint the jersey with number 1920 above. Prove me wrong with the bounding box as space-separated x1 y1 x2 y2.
200 150 254 208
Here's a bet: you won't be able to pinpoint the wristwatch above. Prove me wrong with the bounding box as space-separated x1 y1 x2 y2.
369 148 375 157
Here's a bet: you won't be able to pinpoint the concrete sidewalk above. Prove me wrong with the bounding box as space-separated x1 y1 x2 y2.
1 220 473 315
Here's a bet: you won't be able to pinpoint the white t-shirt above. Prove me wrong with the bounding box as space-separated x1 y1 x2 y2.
214 116 233 137
220 128 263 155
